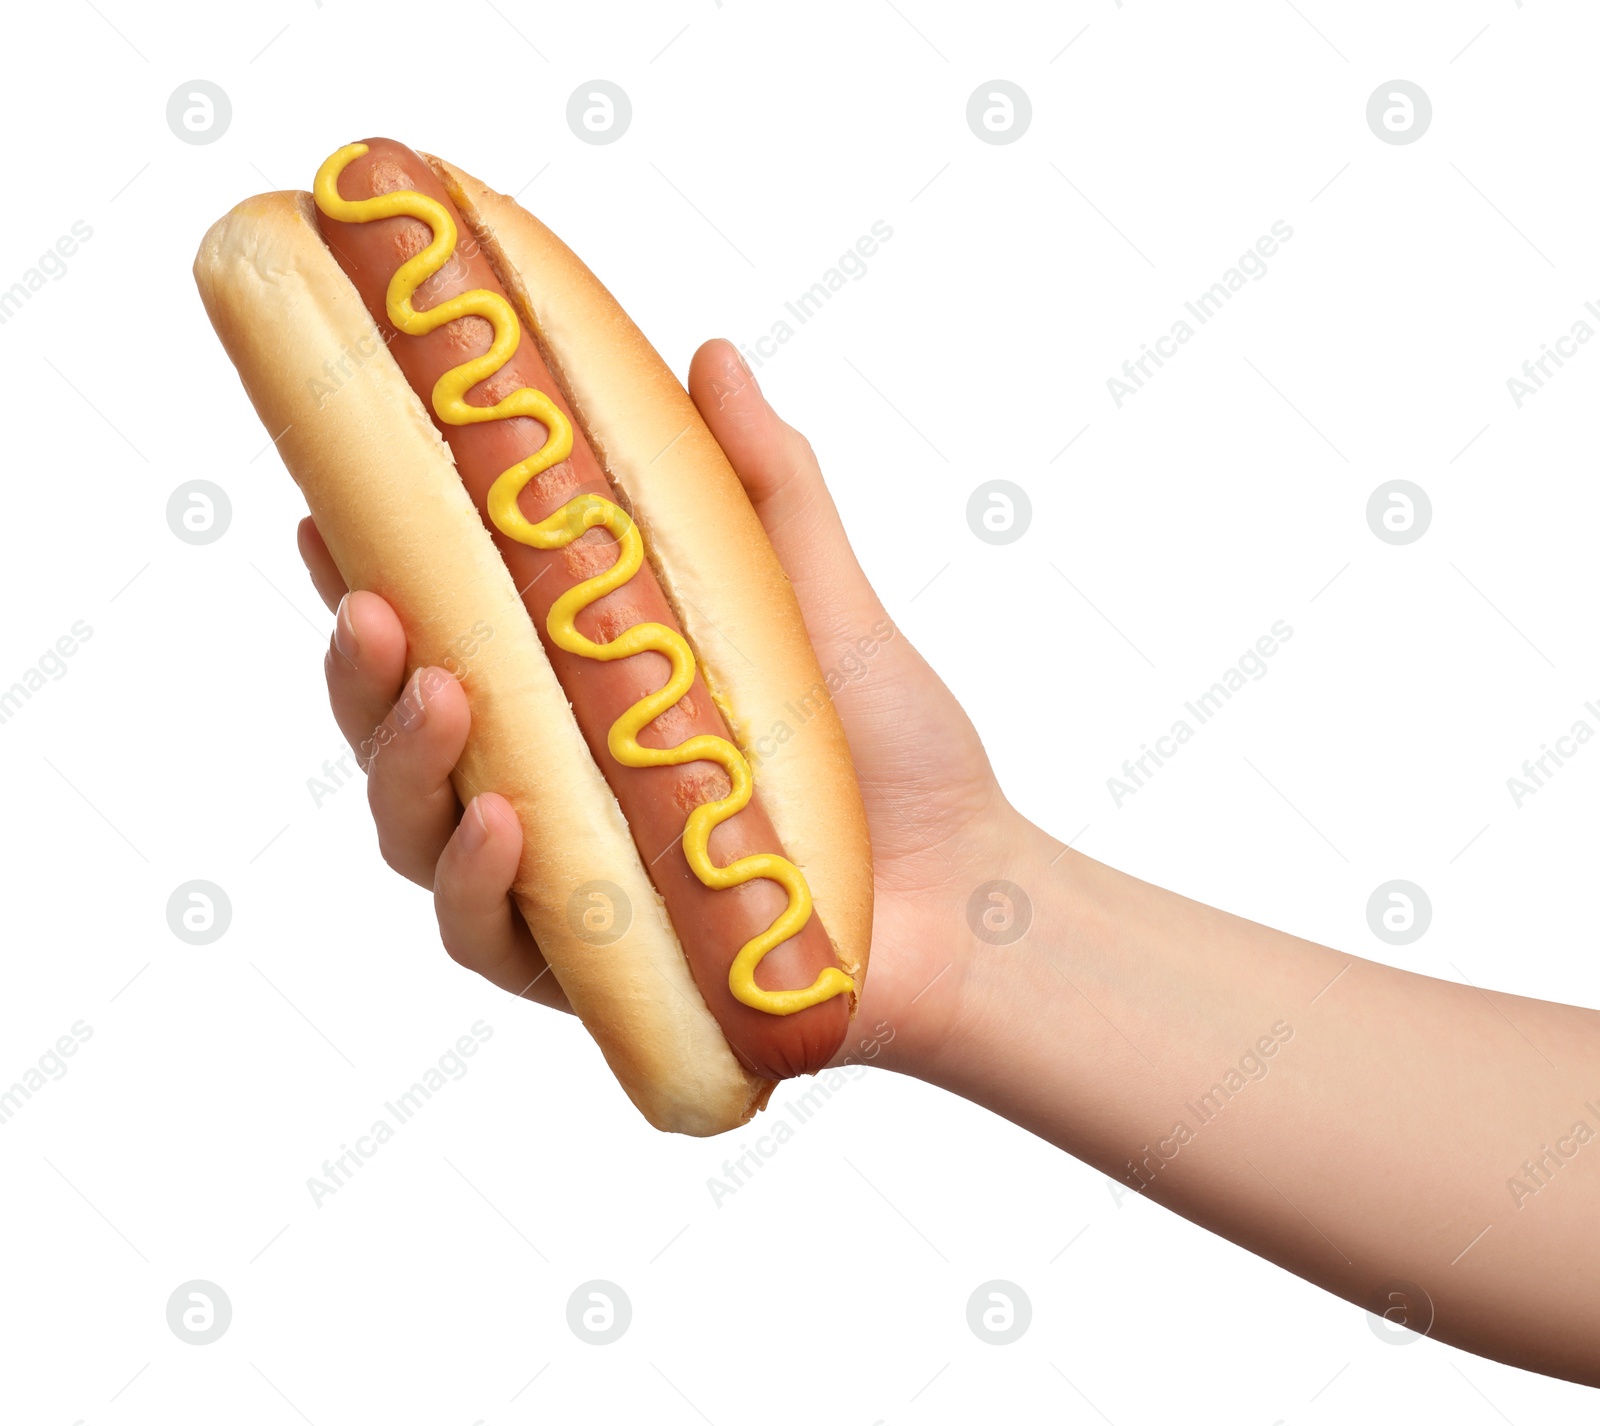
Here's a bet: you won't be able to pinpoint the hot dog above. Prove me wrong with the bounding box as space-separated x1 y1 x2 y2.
193 139 872 1134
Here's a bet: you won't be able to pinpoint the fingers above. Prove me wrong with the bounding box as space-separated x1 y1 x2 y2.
296 518 567 1009
688 339 888 658
435 794 572 1011
297 516 348 612
323 590 409 758
321 592 470 889
365 667 472 887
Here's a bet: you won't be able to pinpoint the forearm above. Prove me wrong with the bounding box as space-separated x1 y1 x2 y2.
921 810 1600 1385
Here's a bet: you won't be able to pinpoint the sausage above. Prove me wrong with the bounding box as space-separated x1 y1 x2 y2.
316 138 849 1079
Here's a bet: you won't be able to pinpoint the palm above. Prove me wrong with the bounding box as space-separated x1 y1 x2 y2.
839 644 1005 1069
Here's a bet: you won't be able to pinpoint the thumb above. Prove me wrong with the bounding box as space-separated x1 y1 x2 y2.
688 339 886 664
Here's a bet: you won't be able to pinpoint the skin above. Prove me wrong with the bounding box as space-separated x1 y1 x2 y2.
299 338 1600 1387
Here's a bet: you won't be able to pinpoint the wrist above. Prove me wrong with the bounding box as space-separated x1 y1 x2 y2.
873 802 1078 1087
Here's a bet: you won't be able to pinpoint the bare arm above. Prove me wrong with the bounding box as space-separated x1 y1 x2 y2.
920 810 1600 1386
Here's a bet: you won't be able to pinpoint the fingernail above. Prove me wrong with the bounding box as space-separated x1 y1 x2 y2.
458 796 490 854
333 595 359 663
394 668 428 731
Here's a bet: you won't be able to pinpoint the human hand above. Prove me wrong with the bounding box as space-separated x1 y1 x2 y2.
295 338 1021 1075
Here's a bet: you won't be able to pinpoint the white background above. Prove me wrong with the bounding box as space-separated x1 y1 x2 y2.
1 0 1596 1420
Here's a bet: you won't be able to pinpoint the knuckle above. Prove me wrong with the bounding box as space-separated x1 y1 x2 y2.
435 907 478 971
786 424 819 468
360 727 396 791
374 830 407 879
367 788 415 882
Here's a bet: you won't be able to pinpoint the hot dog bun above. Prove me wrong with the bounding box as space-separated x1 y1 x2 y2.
192 161 871 1136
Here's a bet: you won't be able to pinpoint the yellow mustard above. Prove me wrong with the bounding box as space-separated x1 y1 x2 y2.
313 143 852 1017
